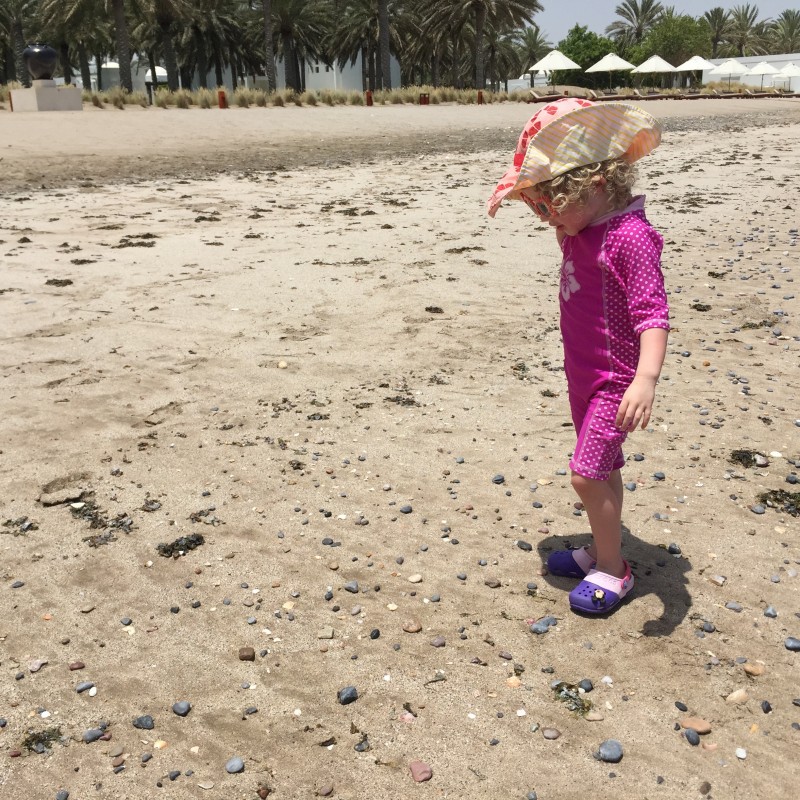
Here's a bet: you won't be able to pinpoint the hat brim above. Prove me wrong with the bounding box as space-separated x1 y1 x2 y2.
488 103 662 217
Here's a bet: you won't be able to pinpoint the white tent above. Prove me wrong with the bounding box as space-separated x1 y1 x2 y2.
586 53 635 90
145 66 168 84
779 62 800 76
709 58 749 88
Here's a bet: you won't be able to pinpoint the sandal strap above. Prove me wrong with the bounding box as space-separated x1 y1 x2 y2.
573 546 596 573
583 562 633 595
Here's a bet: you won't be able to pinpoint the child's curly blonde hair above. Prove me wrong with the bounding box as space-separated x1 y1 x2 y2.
535 157 637 213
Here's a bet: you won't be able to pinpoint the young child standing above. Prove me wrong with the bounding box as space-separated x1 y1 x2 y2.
487 98 669 614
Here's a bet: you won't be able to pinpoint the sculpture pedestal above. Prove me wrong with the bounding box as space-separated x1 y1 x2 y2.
10 80 82 112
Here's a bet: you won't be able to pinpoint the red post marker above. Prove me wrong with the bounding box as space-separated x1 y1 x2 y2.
419 92 429 105
217 89 228 109
365 90 373 106
477 90 484 105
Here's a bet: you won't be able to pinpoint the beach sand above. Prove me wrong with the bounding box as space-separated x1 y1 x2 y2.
1 98 799 799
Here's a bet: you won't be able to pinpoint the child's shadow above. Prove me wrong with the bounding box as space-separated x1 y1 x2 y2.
537 524 691 637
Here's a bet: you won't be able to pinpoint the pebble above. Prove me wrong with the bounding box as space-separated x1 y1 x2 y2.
56 791 69 800
430 635 446 648
764 606 777 618
409 760 433 782
68 661 85 671
542 727 561 740
407 574 422 583
735 747 747 760
492 474 505 484
684 729 700 746
76 681 94 693
344 581 359 593
680 717 711 734
403 620 422 633
238 647 255 661
225 756 244 773
517 540 532 552
529 616 557 635
133 715 155 730
725 601 743 612
337 686 358 705
82 728 103 743
29 659 47 673
172 701 191 717
726 688 749 705
484 578 501 588
399 505 413 514
317 785 334 797
595 739 623 763
744 663 766 676
785 637 800 651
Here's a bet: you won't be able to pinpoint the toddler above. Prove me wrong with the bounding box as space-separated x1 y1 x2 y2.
487 98 669 614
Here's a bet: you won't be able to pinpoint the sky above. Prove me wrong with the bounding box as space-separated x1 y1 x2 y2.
536 1 792 46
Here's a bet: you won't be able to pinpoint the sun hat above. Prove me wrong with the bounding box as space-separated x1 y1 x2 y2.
487 97 662 217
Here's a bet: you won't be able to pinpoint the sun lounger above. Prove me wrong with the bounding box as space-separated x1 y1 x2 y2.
527 88 564 103
632 89 668 100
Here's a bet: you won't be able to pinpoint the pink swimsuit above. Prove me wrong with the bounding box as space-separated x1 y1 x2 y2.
559 196 669 480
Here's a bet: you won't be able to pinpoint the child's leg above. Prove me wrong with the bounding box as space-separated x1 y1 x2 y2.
571 468 626 579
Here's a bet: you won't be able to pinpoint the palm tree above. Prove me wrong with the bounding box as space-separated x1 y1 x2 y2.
515 23 550 86
261 0 277 91
728 4 769 57
132 0 193 90
702 7 731 58
0 0 39 86
271 0 329 92
771 9 800 53
378 0 391 89
420 0 542 90
605 0 663 49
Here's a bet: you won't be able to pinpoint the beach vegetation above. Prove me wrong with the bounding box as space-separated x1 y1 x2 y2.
234 87 252 107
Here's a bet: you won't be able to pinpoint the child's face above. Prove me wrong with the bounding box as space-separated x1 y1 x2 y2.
521 179 612 237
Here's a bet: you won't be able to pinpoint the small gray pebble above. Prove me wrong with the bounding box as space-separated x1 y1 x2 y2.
56 791 69 800
172 701 191 717
684 729 700 746
337 686 358 705
344 581 359 593
492 474 505 484
785 637 800 651
132 715 154 730
726 601 743 612
82 728 103 743
596 739 624 763
399 505 413 514
225 756 244 774
750 504 766 515
764 606 777 618
76 681 94 693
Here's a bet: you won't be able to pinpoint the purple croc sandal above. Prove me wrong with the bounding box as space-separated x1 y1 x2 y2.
546 546 595 578
569 561 634 614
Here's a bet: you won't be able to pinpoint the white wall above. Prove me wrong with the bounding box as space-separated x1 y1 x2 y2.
304 56 401 92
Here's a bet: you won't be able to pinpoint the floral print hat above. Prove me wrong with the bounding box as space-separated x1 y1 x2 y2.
487 97 662 217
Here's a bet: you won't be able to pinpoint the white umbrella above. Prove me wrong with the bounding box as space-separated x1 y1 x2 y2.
631 55 676 73
527 49 581 72
779 62 800 76
709 58 748 89
675 55 716 71
527 49 580 90
746 60 779 89
586 52 635 90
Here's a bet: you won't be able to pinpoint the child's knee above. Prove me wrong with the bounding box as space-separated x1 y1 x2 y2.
571 471 593 494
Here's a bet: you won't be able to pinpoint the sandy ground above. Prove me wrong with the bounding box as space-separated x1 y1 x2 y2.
1 98 799 800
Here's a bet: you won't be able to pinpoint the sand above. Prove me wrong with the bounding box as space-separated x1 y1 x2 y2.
1 98 799 799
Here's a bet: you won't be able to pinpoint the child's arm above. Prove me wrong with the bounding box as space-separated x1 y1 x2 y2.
615 327 668 431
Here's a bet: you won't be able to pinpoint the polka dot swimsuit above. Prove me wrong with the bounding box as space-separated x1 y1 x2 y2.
559 196 669 480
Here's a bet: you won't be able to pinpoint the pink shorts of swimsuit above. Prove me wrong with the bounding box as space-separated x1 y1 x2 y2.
569 390 627 481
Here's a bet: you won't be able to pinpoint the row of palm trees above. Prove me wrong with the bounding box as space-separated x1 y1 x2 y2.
1 1 797 94
607 2 800 59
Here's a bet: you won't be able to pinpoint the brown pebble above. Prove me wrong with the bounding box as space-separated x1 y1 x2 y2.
9 750 22 758
743 663 765 677
680 716 712 734
194 567 202 574
317 785 334 797
726 688 748 705
403 621 422 633
108 745 124 758
69 661 85 671
111 756 125 767
542 727 561 740
271 580 281 588
60 637 70 645
238 647 255 661
409 760 433 782
100 732 112 741
430 635 446 648
484 578 501 588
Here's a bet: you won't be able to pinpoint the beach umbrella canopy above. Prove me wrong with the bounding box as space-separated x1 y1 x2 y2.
709 58 748 89
527 49 581 72
631 55 676 73
585 52 635 89
675 55 716 71
746 60 779 89
779 62 800 76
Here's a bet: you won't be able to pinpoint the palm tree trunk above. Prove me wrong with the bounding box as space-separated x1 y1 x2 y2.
368 43 375 92
159 23 179 91
59 43 72 83
361 45 368 91
148 51 158 90
112 0 133 92
214 51 224 88
95 54 103 90
230 45 238 90
378 0 391 90
299 55 305 91
77 43 91 91
261 0 277 92
432 51 439 88
282 32 297 91
197 42 208 89
474 4 486 89
12 19 28 87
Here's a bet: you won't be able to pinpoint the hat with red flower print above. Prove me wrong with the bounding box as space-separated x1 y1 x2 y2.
487 97 661 217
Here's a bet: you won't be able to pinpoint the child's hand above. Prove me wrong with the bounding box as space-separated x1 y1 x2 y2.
616 376 657 432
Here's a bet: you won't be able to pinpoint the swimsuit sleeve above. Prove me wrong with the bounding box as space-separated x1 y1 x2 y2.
603 215 670 335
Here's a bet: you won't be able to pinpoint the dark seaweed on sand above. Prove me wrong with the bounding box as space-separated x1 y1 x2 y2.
157 533 205 557
757 489 799 517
